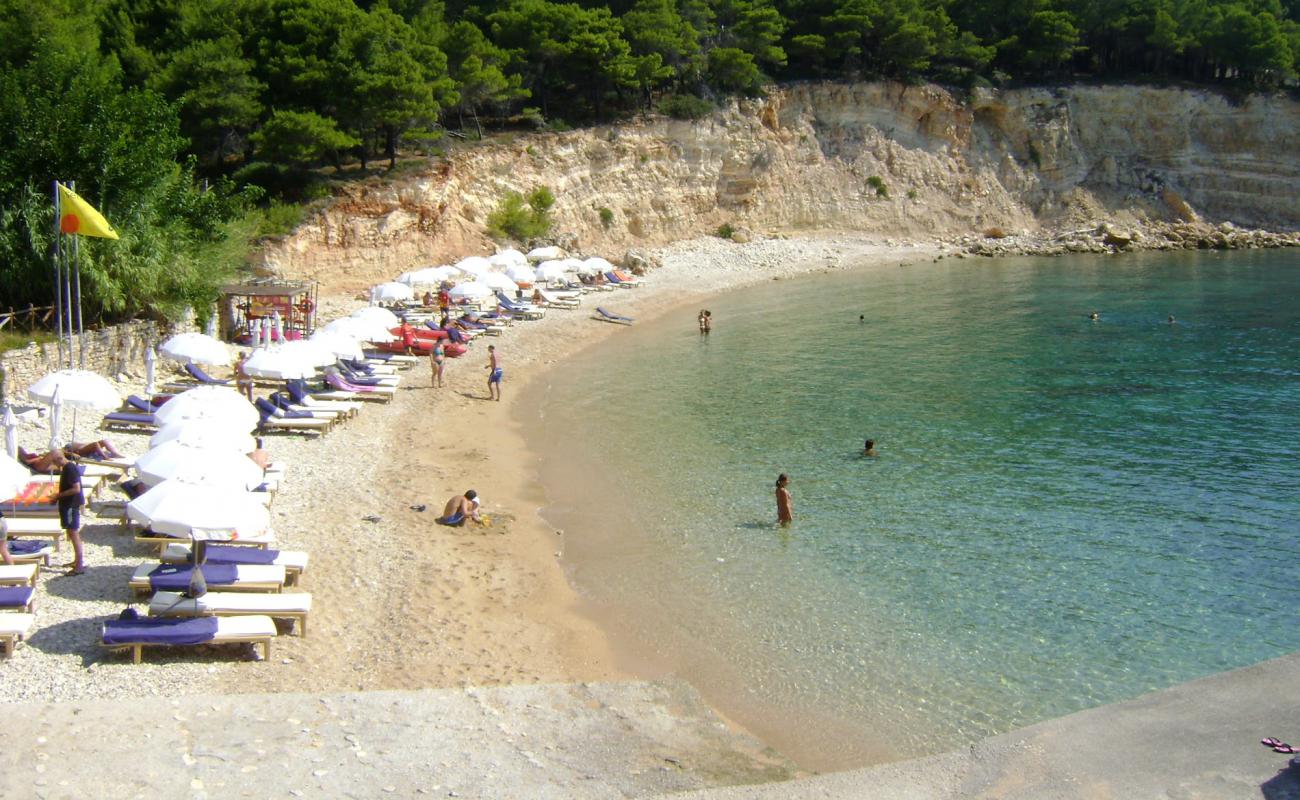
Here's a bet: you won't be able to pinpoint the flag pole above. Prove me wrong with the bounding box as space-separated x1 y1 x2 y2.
62 183 76 370
71 181 86 370
52 181 65 368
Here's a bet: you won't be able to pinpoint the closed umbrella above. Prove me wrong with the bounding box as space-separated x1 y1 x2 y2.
272 310 283 343
135 441 263 490
159 332 231 366
151 421 256 452
47 385 62 452
372 282 414 303
144 346 157 395
127 480 271 539
2 407 17 460
153 386 259 431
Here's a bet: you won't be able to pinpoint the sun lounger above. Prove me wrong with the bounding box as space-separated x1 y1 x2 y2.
495 292 545 319
325 372 394 401
3 540 54 566
161 543 308 585
0 586 36 612
125 394 162 413
286 378 358 403
255 398 333 437
101 411 157 431
1 480 60 517
0 564 39 587
0 613 34 656
134 528 275 553
129 563 286 595
150 590 313 636
2 516 65 550
101 612 276 663
538 289 580 308
594 306 634 325
364 351 417 365
605 270 642 288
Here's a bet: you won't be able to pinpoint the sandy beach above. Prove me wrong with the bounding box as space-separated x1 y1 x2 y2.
1 234 942 722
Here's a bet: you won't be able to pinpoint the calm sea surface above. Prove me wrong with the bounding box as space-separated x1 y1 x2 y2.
522 250 1300 768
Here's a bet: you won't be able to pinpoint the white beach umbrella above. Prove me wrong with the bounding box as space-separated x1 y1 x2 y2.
448 281 493 302
242 346 317 380
277 339 335 368
47 385 62 452
582 256 615 275
527 246 563 262
322 317 397 343
372 282 414 303
153 386 259 431
144 346 156 395
350 306 401 327
159 332 231 366
430 265 461 281
151 421 256 452
480 272 519 292
127 480 271 539
505 264 537 283
27 369 120 411
310 330 365 360
2 407 17 460
454 256 493 275
135 441 263 490
495 248 529 267
534 261 569 282
0 456 31 499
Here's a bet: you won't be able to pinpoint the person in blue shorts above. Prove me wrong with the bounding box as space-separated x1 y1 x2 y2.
486 344 502 401
437 490 480 525
52 450 86 575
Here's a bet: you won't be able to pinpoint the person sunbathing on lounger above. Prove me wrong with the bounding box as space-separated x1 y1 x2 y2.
437 490 480 525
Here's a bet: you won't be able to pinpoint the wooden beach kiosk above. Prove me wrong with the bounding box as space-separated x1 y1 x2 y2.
218 280 319 344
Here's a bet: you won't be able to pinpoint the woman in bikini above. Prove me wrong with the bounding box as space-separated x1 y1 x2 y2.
431 338 446 388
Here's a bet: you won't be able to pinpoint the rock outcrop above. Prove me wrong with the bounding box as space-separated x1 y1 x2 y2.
255 82 1300 293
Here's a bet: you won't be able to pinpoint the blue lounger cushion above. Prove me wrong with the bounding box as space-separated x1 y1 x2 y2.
102 615 219 646
202 545 279 565
7 541 50 557
185 363 229 385
148 564 239 591
0 586 34 608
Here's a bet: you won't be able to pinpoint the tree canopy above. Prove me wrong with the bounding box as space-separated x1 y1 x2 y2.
0 0 1296 320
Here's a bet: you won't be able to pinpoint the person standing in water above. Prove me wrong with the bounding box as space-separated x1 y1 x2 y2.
703 310 712 334
486 344 502 401
698 310 707 334
775 474 792 526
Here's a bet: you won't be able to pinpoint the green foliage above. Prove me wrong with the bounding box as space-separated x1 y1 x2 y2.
906 188 918 200
599 206 614 227
707 47 765 93
867 175 889 197
251 110 361 167
253 200 306 238
657 93 714 119
0 42 256 322
716 222 735 239
486 186 555 240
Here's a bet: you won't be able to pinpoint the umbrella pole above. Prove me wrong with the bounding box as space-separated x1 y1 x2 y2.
52 181 65 368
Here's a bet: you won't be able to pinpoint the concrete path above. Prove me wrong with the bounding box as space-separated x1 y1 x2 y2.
2 654 1298 799
674 651 1300 799
0 680 793 799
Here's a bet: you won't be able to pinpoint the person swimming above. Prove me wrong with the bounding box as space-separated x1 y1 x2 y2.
1089 312 1099 321
863 439 877 457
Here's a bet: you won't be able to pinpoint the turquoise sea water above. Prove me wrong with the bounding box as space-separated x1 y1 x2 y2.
524 250 1300 768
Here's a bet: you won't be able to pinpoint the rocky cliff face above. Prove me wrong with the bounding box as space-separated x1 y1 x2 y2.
256 82 1300 293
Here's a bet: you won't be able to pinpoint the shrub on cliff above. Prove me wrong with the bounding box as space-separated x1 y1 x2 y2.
657 94 714 120
487 187 555 240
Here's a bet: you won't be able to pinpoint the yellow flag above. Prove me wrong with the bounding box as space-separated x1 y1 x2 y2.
57 183 119 240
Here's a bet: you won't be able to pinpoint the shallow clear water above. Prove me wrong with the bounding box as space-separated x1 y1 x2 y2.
525 250 1300 768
